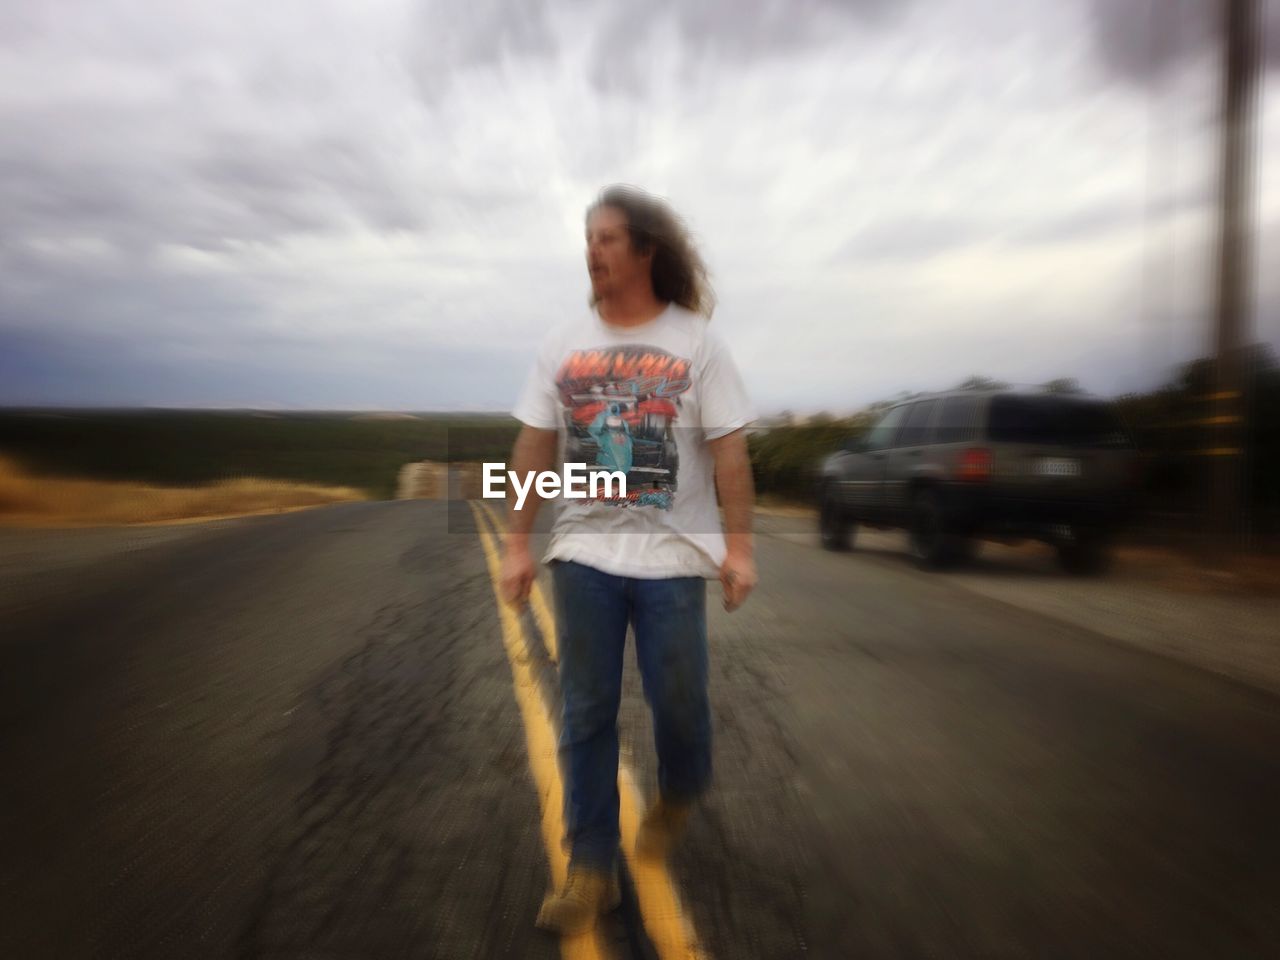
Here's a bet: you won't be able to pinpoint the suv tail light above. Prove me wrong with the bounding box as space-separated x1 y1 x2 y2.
956 447 992 482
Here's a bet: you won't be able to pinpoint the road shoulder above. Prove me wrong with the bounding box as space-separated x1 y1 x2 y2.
755 508 1280 699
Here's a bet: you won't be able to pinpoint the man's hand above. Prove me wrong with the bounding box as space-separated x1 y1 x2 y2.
718 551 757 613
709 427 757 613
497 425 556 611
499 539 536 611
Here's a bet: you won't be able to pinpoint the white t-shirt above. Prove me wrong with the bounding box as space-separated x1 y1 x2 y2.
511 303 757 579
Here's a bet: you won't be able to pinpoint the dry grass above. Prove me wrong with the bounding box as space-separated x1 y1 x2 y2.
0 457 366 527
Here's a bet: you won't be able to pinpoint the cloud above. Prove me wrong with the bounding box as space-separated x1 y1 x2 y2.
0 324 537 410
582 0 902 96
1010 185 1212 246
0 0 1276 413
833 188 1213 262
1087 0 1280 83
403 0 909 100
835 217 985 262
407 0 559 101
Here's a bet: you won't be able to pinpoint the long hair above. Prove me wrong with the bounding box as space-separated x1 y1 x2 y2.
587 184 716 318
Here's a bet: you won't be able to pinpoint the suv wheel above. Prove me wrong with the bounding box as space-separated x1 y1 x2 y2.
819 485 854 551
1056 527 1111 576
908 488 962 569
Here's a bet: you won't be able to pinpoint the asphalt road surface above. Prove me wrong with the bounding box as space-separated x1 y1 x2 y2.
2 500 1278 959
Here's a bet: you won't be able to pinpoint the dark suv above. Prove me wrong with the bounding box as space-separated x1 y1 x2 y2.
817 390 1137 573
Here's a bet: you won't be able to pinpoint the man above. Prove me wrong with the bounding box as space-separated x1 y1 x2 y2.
500 184 758 936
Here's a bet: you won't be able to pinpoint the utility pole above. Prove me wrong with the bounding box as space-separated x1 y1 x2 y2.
1207 0 1259 559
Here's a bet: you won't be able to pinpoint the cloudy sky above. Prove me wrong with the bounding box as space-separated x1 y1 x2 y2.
2 0 1279 413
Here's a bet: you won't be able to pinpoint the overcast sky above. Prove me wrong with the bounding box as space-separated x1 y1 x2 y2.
2 0 1279 413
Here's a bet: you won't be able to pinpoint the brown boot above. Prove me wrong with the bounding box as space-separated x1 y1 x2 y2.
634 797 692 861
535 864 621 935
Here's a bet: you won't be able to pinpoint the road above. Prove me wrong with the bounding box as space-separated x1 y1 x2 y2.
2 500 1278 959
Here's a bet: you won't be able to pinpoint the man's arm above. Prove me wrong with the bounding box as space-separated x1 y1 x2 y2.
499 425 557 607
708 428 757 612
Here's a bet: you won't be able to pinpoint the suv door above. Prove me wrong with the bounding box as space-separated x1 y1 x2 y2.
855 404 910 521
933 393 985 471
827 435 866 515
884 399 939 523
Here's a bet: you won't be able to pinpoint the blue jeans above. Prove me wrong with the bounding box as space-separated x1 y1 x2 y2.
550 559 712 872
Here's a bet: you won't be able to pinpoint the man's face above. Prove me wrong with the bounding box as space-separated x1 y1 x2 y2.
586 205 651 300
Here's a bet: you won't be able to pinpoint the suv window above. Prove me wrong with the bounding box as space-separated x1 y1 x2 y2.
898 400 938 447
987 396 1132 448
935 395 981 444
864 405 910 451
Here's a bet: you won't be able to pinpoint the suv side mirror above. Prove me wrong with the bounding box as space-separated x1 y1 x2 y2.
842 435 866 453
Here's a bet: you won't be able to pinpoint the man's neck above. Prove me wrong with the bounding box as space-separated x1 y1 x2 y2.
596 288 667 328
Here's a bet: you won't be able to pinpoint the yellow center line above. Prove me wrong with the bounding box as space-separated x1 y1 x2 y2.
468 502 610 960
476 500 710 960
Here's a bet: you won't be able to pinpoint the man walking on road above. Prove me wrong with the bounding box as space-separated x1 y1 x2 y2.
500 184 758 936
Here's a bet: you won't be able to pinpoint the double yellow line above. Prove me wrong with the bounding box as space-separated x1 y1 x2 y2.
468 500 709 960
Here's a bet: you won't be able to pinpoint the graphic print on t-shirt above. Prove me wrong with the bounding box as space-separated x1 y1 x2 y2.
554 344 691 510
